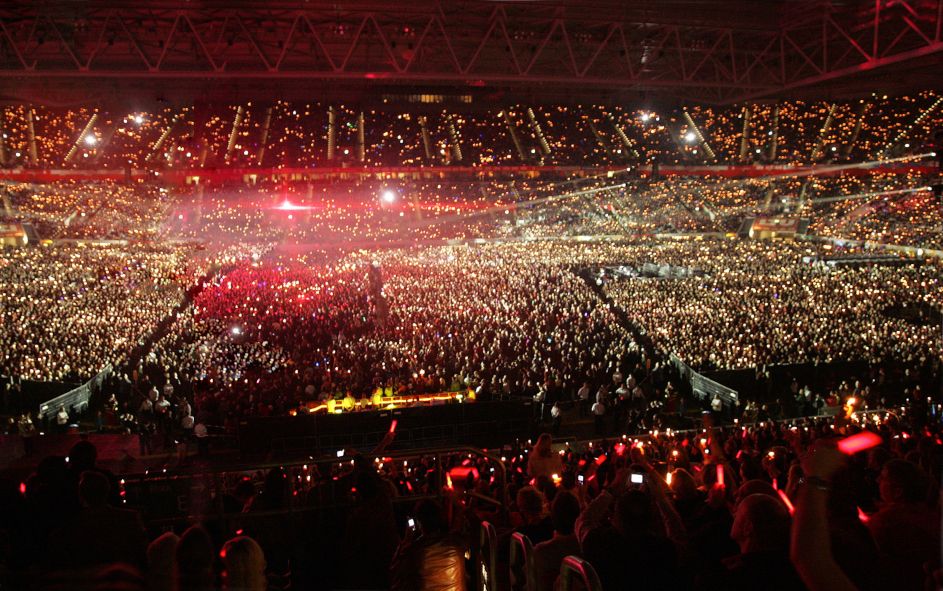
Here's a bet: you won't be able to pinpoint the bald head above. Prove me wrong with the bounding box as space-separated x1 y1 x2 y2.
731 493 791 554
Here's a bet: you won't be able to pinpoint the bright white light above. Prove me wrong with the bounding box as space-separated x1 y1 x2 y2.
381 190 397 204
274 199 313 211
133 115 144 125
231 327 242 336
640 112 651 122
684 131 697 143
84 135 97 146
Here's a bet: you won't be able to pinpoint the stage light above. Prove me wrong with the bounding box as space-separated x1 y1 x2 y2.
84 135 97 146
133 115 144 125
231 326 242 336
684 131 697 143
640 112 651 122
381 190 397 204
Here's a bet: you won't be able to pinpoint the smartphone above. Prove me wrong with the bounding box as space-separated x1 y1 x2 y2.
578 474 584 484
336 449 344 458
407 518 416 531
630 472 645 485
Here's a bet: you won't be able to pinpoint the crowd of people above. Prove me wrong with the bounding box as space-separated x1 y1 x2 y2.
2 400 939 590
1 92 940 170
602 239 943 370
0 244 200 382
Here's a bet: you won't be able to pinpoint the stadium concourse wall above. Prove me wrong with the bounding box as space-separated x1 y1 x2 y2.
0 163 936 185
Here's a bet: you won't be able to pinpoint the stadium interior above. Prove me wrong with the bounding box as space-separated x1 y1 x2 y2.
0 1 942 590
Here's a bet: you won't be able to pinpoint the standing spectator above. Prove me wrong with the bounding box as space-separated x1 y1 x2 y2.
866 459 939 591
527 434 563 481
47 471 147 572
707 493 804 591
220 536 267 591
55 406 69 433
533 491 582 591
176 525 215 591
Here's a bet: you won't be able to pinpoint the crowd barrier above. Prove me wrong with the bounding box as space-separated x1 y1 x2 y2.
1 377 79 415
669 354 739 406
37 364 111 419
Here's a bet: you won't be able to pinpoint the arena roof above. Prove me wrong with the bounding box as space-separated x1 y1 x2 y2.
0 0 941 106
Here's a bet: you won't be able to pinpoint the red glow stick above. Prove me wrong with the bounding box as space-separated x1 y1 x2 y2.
857 507 870 523
595 454 607 466
389 419 398 433
777 489 795 515
715 464 724 487
837 431 882 455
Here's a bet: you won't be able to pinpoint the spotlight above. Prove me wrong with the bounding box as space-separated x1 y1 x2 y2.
381 190 396 204
640 112 651 122
684 131 697 143
133 115 144 125
84 135 97 146
231 326 242 336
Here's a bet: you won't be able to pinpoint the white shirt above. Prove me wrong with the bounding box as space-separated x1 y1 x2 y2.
578 385 590 401
592 402 606 416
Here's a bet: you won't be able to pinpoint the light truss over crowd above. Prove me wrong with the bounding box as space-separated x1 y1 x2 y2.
0 0 941 104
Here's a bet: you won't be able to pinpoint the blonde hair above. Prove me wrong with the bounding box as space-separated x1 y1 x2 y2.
220 536 267 591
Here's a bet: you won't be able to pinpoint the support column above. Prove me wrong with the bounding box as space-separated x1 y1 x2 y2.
257 107 272 166
503 111 526 161
810 103 837 161
446 114 462 162
768 105 780 161
739 106 752 162
327 106 336 160
26 108 39 166
419 116 433 160
224 105 244 164
65 113 98 164
357 111 365 162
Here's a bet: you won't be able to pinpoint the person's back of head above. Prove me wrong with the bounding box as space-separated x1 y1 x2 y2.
880 458 928 504
734 479 778 506
221 535 266 591
550 491 580 535
669 468 698 500
414 498 448 537
176 525 214 591
79 470 110 509
69 440 98 472
516 486 546 523
731 493 791 555
147 532 179 591
614 490 654 538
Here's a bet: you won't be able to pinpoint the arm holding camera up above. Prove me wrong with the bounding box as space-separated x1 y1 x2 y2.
574 467 631 546
645 464 687 547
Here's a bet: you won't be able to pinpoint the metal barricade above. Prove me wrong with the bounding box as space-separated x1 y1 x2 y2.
509 532 535 591
478 520 498 591
560 556 602 591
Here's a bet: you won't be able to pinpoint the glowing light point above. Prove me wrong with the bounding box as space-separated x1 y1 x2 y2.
640 112 651 122
231 326 242 336
84 135 98 146
381 190 397 204
684 131 697 143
